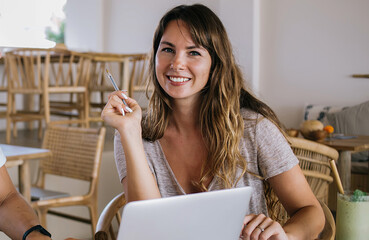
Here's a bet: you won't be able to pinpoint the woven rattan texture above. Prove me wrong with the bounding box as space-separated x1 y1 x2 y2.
41 126 100 181
291 137 338 204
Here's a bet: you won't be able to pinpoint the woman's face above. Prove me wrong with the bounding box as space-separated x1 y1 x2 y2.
155 20 212 103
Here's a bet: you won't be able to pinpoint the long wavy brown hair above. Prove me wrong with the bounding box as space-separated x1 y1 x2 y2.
142 4 283 191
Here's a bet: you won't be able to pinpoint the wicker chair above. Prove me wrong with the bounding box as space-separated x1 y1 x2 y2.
95 192 126 240
127 54 152 109
5 48 92 143
31 125 106 237
85 52 132 123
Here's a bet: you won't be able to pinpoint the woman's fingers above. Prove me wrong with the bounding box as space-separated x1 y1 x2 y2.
101 90 142 131
241 214 287 240
105 91 137 115
242 214 266 239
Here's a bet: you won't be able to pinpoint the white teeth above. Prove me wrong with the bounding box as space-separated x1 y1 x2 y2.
169 76 190 82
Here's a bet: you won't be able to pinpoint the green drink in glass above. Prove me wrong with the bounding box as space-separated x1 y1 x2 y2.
336 190 369 240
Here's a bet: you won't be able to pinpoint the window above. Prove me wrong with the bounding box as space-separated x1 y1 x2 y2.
0 0 66 49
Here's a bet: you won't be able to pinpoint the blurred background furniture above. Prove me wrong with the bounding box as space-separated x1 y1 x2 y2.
127 54 152 109
1 143 51 202
302 102 369 210
31 125 106 237
321 136 369 192
0 57 7 120
85 52 131 123
86 52 151 123
5 48 92 143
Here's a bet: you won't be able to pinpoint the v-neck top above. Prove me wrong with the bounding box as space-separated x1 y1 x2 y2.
114 108 298 215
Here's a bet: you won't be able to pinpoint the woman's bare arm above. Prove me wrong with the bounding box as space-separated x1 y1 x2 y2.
101 91 161 202
269 165 324 240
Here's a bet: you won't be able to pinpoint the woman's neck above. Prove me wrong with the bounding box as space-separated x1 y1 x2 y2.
168 98 201 134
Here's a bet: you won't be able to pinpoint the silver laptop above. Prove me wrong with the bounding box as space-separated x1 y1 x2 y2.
117 186 253 240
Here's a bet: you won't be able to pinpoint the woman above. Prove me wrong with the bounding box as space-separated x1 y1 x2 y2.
0 147 52 240
102 4 324 239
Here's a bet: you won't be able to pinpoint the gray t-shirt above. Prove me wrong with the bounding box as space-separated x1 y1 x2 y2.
114 108 298 215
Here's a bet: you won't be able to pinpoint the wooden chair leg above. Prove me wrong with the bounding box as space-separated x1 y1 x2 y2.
6 119 11 144
38 120 43 139
109 225 116 240
13 123 17 138
89 204 98 237
35 207 48 229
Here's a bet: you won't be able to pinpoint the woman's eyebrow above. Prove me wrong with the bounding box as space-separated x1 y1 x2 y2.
160 41 175 47
160 41 201 50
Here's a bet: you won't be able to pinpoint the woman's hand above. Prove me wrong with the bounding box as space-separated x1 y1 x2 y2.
101 91 142 133
240 214 288 240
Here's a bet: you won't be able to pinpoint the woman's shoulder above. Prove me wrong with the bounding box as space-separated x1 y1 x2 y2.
240 108 264 126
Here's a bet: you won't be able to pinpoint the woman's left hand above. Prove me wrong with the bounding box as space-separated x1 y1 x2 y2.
240 214 288 240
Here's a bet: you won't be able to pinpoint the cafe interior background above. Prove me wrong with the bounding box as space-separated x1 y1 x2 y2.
0 0 368 239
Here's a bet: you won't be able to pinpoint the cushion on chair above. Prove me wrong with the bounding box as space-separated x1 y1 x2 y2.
30 187 70 201
326 100 369 163
303 104 347 125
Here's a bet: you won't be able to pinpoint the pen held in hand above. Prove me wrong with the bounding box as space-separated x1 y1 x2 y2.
105 69 133 115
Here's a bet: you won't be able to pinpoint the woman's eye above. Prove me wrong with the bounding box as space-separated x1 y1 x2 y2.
162 48 174 53
189 51 201 56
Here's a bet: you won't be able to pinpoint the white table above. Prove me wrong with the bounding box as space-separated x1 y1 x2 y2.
1 144 51 202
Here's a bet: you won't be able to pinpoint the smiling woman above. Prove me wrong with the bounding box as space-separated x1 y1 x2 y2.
101 3 326 240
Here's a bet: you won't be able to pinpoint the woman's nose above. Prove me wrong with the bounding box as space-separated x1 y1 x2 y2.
170 53 186 70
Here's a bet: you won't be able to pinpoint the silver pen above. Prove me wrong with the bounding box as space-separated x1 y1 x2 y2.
106 69 132 115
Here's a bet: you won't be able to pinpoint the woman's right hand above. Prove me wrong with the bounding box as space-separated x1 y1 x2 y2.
101 91 142 133
240 214 288 240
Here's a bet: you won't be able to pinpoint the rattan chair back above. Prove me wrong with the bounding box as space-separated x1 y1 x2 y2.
5 48 92 143
32 125 106 237
84 52 132 123
39 125 104 182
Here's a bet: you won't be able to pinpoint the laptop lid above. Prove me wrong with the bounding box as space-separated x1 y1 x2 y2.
117 186 253 240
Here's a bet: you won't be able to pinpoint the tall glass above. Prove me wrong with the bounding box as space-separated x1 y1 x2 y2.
336 192 369 240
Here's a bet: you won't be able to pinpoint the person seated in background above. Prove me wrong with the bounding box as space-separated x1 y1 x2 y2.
102 4 324 240
0 147 52 240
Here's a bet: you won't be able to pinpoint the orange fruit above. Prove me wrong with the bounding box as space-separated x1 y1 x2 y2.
323 125 334 134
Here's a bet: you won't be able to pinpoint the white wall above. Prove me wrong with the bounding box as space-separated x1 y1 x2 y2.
64 0 104 52
259 0 369 128
219 0 254 87
104 0 220 54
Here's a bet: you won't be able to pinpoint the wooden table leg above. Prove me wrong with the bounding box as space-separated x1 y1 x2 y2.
18 160 31 202
337 150 351 192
